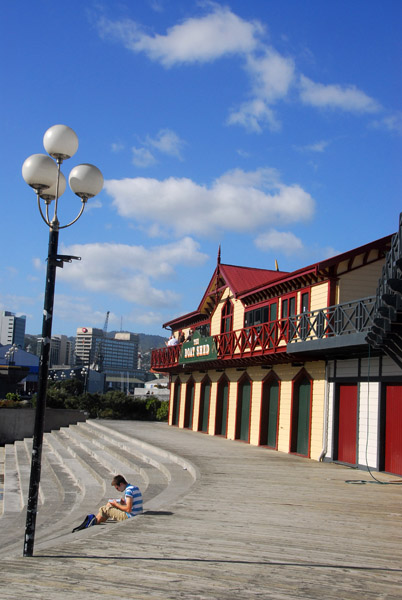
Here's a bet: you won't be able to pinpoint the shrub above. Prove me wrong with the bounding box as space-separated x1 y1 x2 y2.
156 400 169 422
15 386 169 421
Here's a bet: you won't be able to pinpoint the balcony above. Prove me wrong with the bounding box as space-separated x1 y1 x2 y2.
151 296 376 372
287 296 376 356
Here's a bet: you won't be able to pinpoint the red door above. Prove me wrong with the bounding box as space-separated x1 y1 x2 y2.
384 385 402 475
337 384 357 464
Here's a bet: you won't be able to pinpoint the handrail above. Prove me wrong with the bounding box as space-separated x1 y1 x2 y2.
288 296 376 343
151 296 376 369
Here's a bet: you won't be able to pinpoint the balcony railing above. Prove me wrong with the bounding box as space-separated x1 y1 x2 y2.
151 296 376 370
288 296 376 344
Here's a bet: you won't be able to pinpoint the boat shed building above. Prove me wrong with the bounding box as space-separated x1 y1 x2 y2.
151 214 402 477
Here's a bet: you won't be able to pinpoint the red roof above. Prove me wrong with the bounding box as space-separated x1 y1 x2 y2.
219 264 286 295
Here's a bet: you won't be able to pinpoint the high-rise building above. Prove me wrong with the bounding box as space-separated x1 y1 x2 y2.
0 311 26 347
75 327 139 372
37 334 73 366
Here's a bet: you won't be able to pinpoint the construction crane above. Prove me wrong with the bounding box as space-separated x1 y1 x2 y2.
91 311 110 372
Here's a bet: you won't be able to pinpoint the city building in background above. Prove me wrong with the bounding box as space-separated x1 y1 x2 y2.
0 311 26 347
75 328 139 371
75 327 143 394
36 334 73 367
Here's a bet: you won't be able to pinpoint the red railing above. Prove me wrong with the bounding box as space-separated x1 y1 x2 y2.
151 344 181 369
151 320 288 370
151 297 376 371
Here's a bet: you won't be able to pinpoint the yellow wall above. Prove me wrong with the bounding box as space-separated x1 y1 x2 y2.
172 361 326 461
310 282 329 311
232 298 245 331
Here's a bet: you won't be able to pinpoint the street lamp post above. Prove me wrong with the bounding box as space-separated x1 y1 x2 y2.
5 344 19 365
21 125 103 557
81 366 88 393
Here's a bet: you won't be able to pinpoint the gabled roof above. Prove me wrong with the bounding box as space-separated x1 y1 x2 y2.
163 263 287 330
219 264 286 295
162 232 394 330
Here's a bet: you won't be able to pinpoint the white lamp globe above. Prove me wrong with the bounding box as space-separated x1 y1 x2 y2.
22 154 58 192
69 164 103 199
43 125 79 160
40 171 67 201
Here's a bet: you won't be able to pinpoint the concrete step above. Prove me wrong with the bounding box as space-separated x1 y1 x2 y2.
81 420 196 511
1 444 23 515
45 429 105 505
60 424 146 493
0 420 198 558
71 422 169 504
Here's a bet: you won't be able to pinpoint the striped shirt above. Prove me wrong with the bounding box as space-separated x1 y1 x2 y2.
124 484 143 517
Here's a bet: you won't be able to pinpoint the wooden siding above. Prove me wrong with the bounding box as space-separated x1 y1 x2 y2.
232 298 245 332
382 356 402 377
326 383 335 460
338 261 383 303
310 282 329 312
335 359 359 378
358 382 380 469
360 356 380 378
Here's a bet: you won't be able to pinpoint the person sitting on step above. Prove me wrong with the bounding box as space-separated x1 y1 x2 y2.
73 474 143 532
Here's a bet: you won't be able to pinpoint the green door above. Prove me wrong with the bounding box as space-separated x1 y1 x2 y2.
221 382 228 436
239 380 251 441
295 379 311 456
172 382 180 425
201 381 210 432
267 382 279 447
185 383 194 429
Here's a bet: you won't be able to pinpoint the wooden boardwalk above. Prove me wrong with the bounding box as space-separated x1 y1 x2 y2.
0 420 401 599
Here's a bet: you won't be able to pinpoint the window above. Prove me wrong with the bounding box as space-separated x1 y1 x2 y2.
281 293 297 340
244 301 277 328
221 300 233 334
300 291 310 340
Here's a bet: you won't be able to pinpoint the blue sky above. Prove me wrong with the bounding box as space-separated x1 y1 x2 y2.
1 0 401 338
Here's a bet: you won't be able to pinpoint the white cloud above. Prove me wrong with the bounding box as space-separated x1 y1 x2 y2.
227 99 281 133
132 129 186 167
32 258 43 271
111 142 125 152
371 111 402 136
295 140 330 153
96 5 384 133
146 129 185 158
135 310 164 326
228 49 295 132
255 229 304 255
132 147 156 167
105 167 315 236
58 238 208 308
299 75 381 113
51 294 114 330
97 5 263 66
246 49 295 102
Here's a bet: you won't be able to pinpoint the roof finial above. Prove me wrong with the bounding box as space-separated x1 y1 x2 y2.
217 245 221 265
275 259 279 271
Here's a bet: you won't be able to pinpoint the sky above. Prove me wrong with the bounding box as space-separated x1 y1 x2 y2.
1 0 401 338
